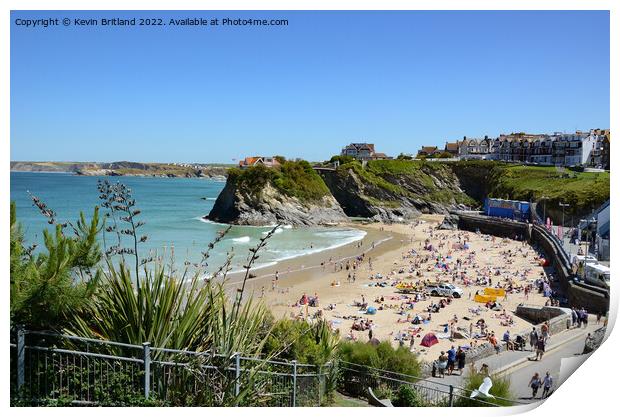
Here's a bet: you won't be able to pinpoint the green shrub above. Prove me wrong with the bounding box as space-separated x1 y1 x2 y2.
10 202 102 331
329 155 355 165
373 384 394 401
393 385 427 407
339 341 421 378
229 160 330 202
274 160 331 201
263 319 340 366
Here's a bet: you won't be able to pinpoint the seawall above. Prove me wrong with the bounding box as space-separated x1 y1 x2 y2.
455 212 609 315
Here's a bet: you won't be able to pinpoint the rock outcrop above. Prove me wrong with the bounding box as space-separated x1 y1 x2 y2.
438 213 460 230
318 162 474 223
207 180 347 226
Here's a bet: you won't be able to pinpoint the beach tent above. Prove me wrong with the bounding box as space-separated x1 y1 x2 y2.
420 333 439 347
366 306 377 315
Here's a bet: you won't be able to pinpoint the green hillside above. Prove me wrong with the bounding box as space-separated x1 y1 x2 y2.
227 160 331 202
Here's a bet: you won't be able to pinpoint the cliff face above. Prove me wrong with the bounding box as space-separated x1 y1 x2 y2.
207 180 347 226
318 161 477 222
154 157 608 227
207 161 348 226
447 161 496 203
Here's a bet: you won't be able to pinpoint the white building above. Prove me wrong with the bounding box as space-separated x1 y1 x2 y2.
551 131 595 166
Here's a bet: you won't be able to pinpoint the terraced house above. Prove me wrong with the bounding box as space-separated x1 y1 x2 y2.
440 129 609 167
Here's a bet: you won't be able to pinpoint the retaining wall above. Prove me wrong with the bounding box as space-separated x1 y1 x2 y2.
419 306 572 377
454 212 609 314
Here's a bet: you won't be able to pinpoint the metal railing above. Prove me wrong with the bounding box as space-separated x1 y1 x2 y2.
337 361 525 407
12 328 524 407
10 327 329 407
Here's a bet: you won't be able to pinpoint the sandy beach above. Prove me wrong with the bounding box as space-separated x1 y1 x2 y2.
225 223 406 293
246 215 551 362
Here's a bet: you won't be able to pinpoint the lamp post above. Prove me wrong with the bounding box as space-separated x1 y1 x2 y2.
559 202 570 243
583 218 597 281
559 202 570 228
540 196 548 225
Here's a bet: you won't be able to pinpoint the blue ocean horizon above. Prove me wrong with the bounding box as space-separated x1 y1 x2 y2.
10 172 366 274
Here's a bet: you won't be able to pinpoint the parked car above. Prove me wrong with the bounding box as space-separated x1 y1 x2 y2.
425 283 464 298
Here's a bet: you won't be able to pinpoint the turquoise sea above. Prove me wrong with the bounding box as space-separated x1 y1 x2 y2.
10 172 366 274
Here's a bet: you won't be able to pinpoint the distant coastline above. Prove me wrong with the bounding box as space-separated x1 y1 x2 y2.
10 161 231 179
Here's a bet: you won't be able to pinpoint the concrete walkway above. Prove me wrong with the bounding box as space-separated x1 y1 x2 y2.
425 324 596 389
505 331 592 403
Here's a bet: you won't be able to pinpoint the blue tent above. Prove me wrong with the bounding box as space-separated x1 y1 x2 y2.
366 306 377 315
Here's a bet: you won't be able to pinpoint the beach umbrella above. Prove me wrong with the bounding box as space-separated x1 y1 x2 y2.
366 306 377 315
420 333 439 347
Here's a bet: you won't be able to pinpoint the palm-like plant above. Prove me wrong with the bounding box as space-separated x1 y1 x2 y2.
70 255 272 357
68 222 281 405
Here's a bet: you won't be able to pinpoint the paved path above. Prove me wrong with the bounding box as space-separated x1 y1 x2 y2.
504 331 592 403
424 324 598 398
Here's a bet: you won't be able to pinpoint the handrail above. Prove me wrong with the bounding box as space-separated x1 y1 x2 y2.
19 329 316 370
26 330 143 350
26 345 144 363
340 361 527 406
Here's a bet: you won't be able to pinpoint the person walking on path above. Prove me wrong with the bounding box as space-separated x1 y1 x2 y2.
529 373 542 399
580 308 589 328
541 321 550 343
542 371 553 398
456 347 466 376
529 327 539 352
535 337 546 361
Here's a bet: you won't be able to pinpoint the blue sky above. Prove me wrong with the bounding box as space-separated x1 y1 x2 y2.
11 10 610 163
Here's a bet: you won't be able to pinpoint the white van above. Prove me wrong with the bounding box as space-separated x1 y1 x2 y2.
584 263 610 288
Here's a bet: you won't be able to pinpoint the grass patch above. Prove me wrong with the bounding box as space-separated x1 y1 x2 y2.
454 369 513 407
228 160 331 203
488 164 610 215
